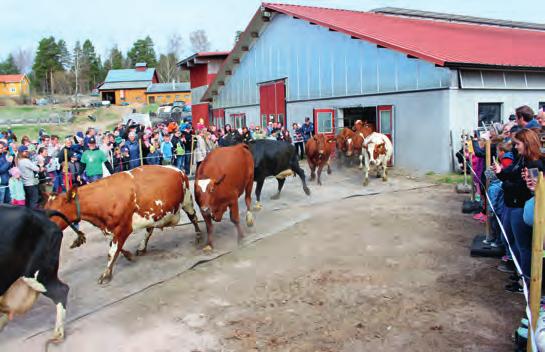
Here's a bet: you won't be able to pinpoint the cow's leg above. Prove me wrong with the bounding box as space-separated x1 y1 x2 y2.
292 163 311 196
254 178 264 211
309 162 316 181
358 154 363 169
42 278 69 344
136 228 154 256
363 152 370 186
98 235 127 284
244 180 254 227
327 159 332 175
271 178 285 200
181 189 202 243
0 313 8 332
382 161 388 182
202 212 214 250
229 202 244 244
317 164 324 185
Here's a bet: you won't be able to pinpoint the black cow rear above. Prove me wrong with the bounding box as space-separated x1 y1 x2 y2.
0 205 69 342
248 140 310 206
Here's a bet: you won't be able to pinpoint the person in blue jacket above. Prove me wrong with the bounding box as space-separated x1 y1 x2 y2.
125 131 141 170
0 141 14 203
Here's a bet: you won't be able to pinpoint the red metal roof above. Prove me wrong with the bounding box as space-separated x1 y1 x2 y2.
264 3 545 68
0 74 25 83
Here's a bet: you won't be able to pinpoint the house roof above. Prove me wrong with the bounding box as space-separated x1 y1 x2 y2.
145 82 190 94
99 81 151 90
0 74 25 83
104 68 156 83
177 52 230 68
202 3 545 102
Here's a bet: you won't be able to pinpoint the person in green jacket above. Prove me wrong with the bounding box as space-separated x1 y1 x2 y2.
80 137 114 183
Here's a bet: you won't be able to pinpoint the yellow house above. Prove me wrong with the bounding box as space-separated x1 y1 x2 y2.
145 82 191 105
99 63 159 105
0 74 30 97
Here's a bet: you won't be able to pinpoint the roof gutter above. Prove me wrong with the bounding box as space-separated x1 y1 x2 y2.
444 62 545 72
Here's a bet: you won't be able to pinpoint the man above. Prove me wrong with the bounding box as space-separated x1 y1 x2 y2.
515 105 540 129
301 117 314 143
17 145 42 208
79 137 113 183
181 126 193 174
537 108 545 130
0 141 13 203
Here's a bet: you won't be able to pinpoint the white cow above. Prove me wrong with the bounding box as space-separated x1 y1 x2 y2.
361 132 393 186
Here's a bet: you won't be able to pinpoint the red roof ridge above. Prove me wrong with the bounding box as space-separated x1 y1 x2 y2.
263 2 365 15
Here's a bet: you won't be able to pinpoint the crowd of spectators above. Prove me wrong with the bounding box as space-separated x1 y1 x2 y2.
0 116 316 208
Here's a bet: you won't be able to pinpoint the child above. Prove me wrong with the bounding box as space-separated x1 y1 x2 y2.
160 134 173 166
8 167 25 206
112 147 124 173
68 152 83 186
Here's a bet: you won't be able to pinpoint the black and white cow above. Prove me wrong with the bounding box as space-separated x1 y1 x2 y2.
0 205 72 343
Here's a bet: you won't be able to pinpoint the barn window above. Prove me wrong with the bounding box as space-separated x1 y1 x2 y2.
166 95 171 100
158 95 163 102
9 87 16 93
478 103 502 125
175 95 180 100
316 111 334 133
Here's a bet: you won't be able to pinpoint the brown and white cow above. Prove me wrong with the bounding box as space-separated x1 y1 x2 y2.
305 134 334 185
195 143 254 249
335 128 355 167
359 123 393 186
45 165 201 284
345 131 365 169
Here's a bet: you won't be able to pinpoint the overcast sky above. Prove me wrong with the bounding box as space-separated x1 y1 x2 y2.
1 0 543 63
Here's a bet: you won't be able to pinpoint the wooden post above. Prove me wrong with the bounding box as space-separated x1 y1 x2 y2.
138 139 143 166
528 172 545 352
462 131 468 186
63 148 69 191
189 134 196 176
484 139 491 240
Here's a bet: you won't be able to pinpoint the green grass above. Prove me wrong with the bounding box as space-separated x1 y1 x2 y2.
427 172 466 184
0 105 70 121
140 103 158 114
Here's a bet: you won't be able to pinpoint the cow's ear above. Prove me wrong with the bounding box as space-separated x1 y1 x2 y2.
214 174 226 186
67 187 78 202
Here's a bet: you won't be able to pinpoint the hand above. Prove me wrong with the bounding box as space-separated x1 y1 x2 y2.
491 162 502 174
6 155 13 163
522 167 528 182
77 176 82 183
527 177 537 192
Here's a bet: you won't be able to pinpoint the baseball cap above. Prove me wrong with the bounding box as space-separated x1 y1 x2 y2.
88 136 96 144
18 145 28 153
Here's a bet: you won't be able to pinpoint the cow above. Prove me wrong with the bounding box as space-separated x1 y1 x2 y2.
194 144 254 249
358 123 393 186
0 205 77 344
305 134 334 185
44 165 201 284
220 139 311 209
345 131 365 169
335 128 355 167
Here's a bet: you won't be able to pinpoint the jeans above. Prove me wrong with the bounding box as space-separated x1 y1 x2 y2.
294 142 305 160
175 155 184 170
24 185 39 209
510 207 533 280
87 174 102 183
0 185 10 204
182 154 191 174
501 207 518 261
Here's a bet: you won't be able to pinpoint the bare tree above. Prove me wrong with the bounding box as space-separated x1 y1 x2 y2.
189 30 211 52
12 48 33 73
167 33 184 57
157 33 185 82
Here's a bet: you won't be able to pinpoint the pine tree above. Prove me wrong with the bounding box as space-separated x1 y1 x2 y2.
32 36 63 94
57 39 72 70
0 54 19 74
82 39 101 90
127 36 157 67
110 47 124 69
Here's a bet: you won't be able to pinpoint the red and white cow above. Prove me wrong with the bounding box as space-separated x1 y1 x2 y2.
194 143 254 249
305 134 334 185
359 123 393 186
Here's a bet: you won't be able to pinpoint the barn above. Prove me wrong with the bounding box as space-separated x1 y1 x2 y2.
99 63 159 105
200 4 545 173
145 82 191 105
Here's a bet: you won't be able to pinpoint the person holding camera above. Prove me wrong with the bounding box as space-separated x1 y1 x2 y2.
16 145 42 208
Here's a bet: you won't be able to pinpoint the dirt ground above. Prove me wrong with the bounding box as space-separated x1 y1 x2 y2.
1 166 523 351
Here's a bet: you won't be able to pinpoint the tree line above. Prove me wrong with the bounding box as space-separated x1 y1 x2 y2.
0 30 213 96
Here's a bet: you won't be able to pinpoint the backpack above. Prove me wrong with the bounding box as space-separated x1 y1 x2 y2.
175 142 185 156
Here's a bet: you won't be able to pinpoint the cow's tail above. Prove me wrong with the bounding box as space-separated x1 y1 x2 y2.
45 210 87 247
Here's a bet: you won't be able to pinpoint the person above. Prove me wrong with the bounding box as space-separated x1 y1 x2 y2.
181 126 193 174
536 108 545 129
292 123 304 160
68 152 83 187
196 118 206 131
35 147 50 196
79 137 112 183
0 141 13 203
241 126 254 144
493 128 545 290
172 131 186 170
112 147 125 173
146 143 161 165
160 133 174 165
194 130 209 170
125 131 141 170
8 167 25 206
253 125 266 140
17 145 41 208
515 105 541 130
278 126 291 143
301 117 314 143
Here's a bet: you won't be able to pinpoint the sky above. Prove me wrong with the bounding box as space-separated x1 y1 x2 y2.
0 0 543 65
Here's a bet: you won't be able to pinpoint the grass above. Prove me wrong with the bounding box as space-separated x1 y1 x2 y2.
140 103 158 114
0 105 70 121
426 172 466 184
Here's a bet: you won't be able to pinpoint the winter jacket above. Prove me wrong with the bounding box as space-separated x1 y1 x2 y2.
125 139 141 169
0 153 12 185
498 156 545 208
301 123 314 142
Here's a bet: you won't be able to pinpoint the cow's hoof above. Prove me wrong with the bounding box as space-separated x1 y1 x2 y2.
363 180 369 186
0 314 8 332
246 212 254 227
253 202 263 211
317 180 322 186
270 193 280 200
327 169 332 175
135 248 146 256
303 187 311 196
202 245 213 253
45 336 64 351
121 250 134 261
194 233 203 245
98 272 112 285
382 177 388 182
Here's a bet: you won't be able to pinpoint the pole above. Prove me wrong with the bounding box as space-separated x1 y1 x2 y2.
189 134 196 176
462 131 468 186
63 148 69 191
139 139 143 167
528 172 545 352
484 139 491 240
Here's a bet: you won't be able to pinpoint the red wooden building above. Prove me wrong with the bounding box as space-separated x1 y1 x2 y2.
177 52 229 126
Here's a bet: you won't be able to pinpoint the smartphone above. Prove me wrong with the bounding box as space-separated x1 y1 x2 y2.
529 168 539 182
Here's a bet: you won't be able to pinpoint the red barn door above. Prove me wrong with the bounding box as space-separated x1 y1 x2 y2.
259 80 286 128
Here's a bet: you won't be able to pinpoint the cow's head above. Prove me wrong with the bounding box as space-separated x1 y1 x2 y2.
43 187 79 227
366 142 386 165
312 135 330 160
195 175 227 221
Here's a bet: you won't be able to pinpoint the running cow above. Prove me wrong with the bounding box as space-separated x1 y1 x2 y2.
305 134 334 185
0 206 74 344
195 144 254 249
249 139 310 209
45 165 201 284
359 122 393 186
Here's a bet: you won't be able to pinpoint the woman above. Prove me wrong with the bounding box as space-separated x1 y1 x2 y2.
292 123 304 160
493 128 545 289
125 131 141 170
241 126 254 144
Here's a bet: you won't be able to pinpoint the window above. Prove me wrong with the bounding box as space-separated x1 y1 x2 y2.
478 103 502 125
166 95 171 100
175 95 180 100
316 111 334 133
157 95 163 102
230 113 247 129
261 114 267 128
9 87 16 93
149 96 155 104
539 102 545 110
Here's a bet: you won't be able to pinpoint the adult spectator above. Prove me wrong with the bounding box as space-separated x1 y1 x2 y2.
181 126 193 174
253 125 266 140
301 117 314 143
125 131 141 169
537 108 545 131
241 126 254 144
0 141 13 203
80 137 113 183
515 105 540 129
17 145 41 208
292 123 304 160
